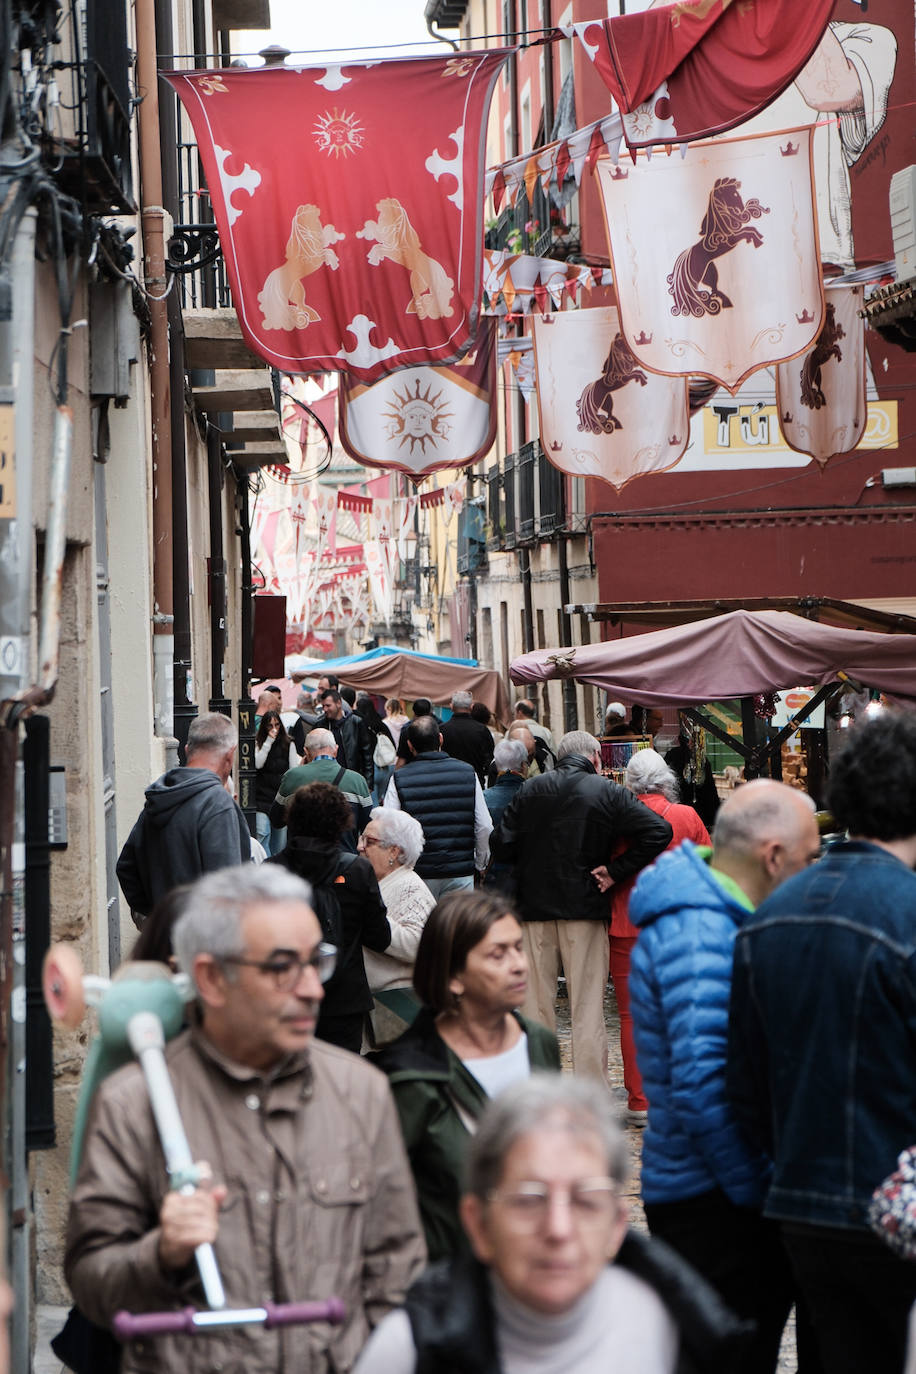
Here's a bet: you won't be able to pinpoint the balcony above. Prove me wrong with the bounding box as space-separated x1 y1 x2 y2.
486 180 577 262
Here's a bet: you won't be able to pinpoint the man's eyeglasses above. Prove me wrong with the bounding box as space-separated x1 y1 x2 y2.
222 942 337 990
485 1179 618 1232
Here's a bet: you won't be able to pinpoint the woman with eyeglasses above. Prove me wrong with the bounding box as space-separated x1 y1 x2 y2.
371 890 560 1262
355 1075 751 1374
269 781 390 1053
357 808 435 1046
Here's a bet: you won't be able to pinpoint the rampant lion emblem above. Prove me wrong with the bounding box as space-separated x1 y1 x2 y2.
799 302 844 410
357 198 455 320
667 177 770 319
258 205 344 331
576 332 648 435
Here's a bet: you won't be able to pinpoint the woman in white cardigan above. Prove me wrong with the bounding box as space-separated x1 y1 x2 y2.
358 806 435 1046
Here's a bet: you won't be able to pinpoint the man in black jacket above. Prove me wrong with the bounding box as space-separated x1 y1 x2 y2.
439 690 495 784
490 730 672 1082
316 688 375 792
116 712 250 920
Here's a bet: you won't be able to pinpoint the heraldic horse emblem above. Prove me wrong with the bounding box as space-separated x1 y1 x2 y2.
800 301 844 410
667 177 770 319
358 198 455 320
576 331 648 435
258 204 344 330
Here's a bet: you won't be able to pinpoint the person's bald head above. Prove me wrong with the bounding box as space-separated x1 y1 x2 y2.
256 691 275 713
506 722 536 762
712 779 820 907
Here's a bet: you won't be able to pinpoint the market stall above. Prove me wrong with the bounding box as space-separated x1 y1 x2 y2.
297 645 512 724
510 609 916 801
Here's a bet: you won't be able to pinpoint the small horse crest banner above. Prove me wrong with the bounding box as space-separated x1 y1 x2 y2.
596 128 824 393
337 319 497 480
776 285 867 467
532 307 689 493
164 54 509 382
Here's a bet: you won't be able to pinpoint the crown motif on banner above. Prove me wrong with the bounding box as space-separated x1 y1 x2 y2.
634 331 653 345
668 435 681 445
780 141 799 156
550 441 563 452
610 166 629 180
795 309 814 323
540 315 556 324
782 411 793 422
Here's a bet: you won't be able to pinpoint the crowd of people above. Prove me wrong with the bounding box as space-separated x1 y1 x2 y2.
56 692 916 1373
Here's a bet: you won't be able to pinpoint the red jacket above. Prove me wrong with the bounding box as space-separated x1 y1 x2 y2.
610 793 711 938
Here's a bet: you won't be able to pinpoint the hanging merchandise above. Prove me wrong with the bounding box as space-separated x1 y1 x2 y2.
164 51 510 382
533 307 689 493
596 128 824 394
565 1 835 152
775 285 867 467
338 319 498 479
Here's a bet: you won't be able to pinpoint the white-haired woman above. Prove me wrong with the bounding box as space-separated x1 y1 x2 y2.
610 750 711 1124
358 806 436 1045
354 1075 750 1374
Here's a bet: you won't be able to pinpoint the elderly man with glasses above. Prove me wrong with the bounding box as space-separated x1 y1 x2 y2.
65 864 425 1374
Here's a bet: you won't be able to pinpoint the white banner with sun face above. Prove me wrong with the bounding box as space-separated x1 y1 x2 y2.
337 320 497 480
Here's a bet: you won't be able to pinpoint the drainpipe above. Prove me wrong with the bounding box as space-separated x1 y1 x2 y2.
136 0 175 746
156 0 195 761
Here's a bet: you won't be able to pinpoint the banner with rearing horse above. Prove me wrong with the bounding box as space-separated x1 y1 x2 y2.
596 127 824 395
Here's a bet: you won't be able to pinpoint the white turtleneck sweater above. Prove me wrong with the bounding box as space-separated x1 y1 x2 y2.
353 1265 678 1374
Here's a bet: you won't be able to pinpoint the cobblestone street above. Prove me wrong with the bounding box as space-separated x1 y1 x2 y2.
556 978 798 1373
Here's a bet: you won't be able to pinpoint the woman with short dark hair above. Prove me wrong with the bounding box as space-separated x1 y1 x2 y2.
371 889 559 1260
270 781 391 1053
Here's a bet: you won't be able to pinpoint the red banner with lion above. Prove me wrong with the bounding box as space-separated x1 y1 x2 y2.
164 54 509 382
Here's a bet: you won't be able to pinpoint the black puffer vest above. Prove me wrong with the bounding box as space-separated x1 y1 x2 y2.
393 751 477 878
255 734 293 812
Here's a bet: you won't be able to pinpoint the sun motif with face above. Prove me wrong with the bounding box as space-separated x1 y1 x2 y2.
312 109 365 158
384 380 454 455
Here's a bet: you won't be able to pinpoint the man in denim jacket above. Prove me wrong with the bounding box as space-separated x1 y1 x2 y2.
729 711 916 1374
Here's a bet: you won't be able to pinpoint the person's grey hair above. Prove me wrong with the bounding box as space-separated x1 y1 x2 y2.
186 712 237 758
173 865 315 987
626 749 680 803
464 1074 630 1199
451 690 473 712
605 701 626 721
494 738 529 773
306 728 336 756
369 806 425 869
297 690 313 709
713 778 816 855
558 730 600 761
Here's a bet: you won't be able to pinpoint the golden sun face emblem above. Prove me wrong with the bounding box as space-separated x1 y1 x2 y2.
312 109 365 158
384 380 454 455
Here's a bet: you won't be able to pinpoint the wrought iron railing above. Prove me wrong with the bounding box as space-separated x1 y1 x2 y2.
170 140 232 310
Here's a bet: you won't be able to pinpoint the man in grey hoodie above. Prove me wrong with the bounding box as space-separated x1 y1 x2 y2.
116 712 250 919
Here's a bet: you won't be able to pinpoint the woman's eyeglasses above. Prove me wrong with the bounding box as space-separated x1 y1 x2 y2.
485 1179 618 1232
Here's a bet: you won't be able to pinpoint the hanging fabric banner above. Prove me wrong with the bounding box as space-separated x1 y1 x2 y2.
338 319 498 479
596 128 824 394
533 307 689 493
775 285 867 468
164 51 510 382
365 540 392 622
565 1 834 152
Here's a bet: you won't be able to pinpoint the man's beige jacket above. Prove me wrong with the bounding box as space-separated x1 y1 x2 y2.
65 1028 426 1373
